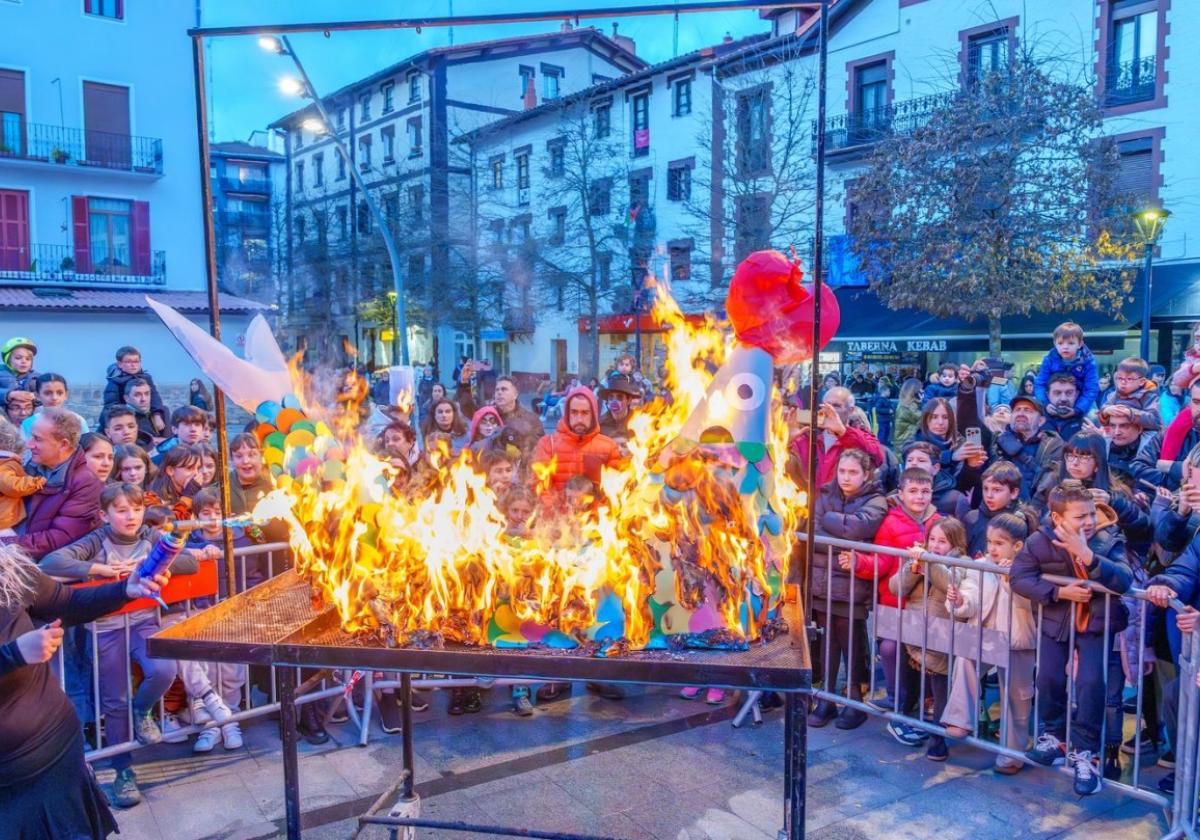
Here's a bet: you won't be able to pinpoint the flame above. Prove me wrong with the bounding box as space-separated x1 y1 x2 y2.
252 283 806 651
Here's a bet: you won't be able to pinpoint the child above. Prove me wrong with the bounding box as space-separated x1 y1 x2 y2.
104 345 166 412
102 405 140 447
20 373 90 439
0 336 37 401
228 433 287 581
1010 480 1133 795
1103 357 1161 431
1169 320 1200 393
80 432 115 483
890 517 967 761
480 448 517 496
196 445 218 489
501 485 536 540
902 440 964 517
38 483 205 808
5 388 34 427
147 445 202 506
941 512 1038 774
920 363 959 407
0 417 44 535
125 378 168 447
874 383 895 447
807 449 887 730
152 406 209 466
856 468 939 746
960 461 1023 556
114 443 156 490
1034 321 1099 417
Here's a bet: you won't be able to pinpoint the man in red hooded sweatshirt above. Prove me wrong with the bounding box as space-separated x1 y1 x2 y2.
531 387 623 494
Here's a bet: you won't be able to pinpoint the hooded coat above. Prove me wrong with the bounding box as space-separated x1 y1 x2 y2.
1103 382 1161 431
1034 344 1099 415
530 387 623 493
809 478 888 618
0 449 101 560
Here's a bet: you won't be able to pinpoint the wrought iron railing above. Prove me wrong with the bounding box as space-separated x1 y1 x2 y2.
0 243 166 286
218 209 272 230
812 91 958 154
1105 55 1157 106
503 306 535 334
219 176 271 195
0 121 162 174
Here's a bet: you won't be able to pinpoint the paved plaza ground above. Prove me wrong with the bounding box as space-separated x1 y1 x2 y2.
95 685 1172 840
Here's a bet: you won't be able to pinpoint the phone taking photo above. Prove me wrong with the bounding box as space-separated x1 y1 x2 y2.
965 427 982 448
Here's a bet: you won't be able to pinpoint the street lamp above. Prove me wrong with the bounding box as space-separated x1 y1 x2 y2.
386 290 399 365
1131 206 1170 362
263 33 411 366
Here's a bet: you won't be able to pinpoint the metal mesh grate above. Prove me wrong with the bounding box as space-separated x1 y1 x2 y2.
155 569 323 646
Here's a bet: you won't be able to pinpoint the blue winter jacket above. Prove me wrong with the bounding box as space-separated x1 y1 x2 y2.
1034 344 1100 416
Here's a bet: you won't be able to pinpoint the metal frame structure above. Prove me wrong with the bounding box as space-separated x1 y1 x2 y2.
148 570 811 840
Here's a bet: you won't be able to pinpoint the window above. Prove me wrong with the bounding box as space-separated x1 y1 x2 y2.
516 152 530 192
489 156 504 190
313 152 324 187
629 170 651 210
966 27 1010 86
336 205 348 239
588 178 611 216
1106 3 1159 106
735 193 771 261
383 193 399 227
336 152 346 181
293 215 305 248
542 65 563 100
594 104 611 139
547 139 565 177
548 206 566 245
408 73 421 103
407 117 422 155
381 126 395 161
672 79 692 117
598 252 612 291
408 184 424 222
736 87 770 176
294 161 305 192
357 200 371 234
1115 136 1155 207
631 92 650 157
358 134 372 171
336 108 346 131
519 65 535 98
854 61 889 134
84 0 122 20
409 254 425 292
359 92 371 122
87 197 132 273
314 211 328 247
489 218 504 244
380 82 395 113
667 161 692 202
669 239 693 281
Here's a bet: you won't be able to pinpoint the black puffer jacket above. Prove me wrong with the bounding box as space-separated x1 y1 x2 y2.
809 479 887 618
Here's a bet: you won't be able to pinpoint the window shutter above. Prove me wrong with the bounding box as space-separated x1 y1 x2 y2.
131 200 150 275
115 0 124 18
72 196 91 272
1117 148 1153 203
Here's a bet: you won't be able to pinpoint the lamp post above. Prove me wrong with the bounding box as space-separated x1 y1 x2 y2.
261 34 411 366
387 290 399 365
1131 206 1170 363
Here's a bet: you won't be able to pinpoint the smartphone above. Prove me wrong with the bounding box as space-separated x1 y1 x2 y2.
965 427 982 448
794 409 813 426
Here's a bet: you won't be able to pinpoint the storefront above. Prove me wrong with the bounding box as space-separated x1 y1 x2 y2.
579 311 709 380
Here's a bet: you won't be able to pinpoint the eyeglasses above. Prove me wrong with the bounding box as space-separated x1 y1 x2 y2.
1064 452 1095 464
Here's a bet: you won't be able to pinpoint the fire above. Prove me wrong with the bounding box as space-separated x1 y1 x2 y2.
252 284 806 652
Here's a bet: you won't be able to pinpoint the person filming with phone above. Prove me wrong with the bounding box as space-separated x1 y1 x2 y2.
787 386 883 493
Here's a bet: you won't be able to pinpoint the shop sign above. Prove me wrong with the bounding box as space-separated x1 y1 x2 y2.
846 339 947 353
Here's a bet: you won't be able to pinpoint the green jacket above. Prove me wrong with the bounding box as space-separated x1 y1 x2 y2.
893 402 921 446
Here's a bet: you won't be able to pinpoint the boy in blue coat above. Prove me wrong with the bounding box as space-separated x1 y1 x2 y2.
1034 322 1099 416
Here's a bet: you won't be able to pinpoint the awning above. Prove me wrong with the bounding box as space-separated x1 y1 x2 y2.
578 312 709 334
0 287 273 314
1122 260 1200 327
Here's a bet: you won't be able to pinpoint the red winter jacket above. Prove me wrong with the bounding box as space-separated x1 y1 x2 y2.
531 387 623 492
789 424 884 490
2 449 102 560
853 498 939 608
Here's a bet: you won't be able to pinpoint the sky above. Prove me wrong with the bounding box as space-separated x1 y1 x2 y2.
200 0 769 144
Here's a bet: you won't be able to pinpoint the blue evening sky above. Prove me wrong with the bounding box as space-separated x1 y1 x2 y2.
199 0 768 143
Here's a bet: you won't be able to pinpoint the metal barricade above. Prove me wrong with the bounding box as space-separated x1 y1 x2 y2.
797 531 1200 837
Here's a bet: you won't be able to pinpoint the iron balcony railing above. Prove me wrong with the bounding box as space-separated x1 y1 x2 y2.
217 209 272 230
813 91 958 155
1105 55 1157 107
502 306 535 334
0 120 163 174
219 176 271 195
0 243 166 286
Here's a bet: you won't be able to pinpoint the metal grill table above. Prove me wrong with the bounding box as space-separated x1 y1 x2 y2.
149 570 811 839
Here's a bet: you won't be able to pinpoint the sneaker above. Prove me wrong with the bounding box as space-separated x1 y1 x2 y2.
994 756 1024 775
190 697 212 726
512 687 534 717
110 768 141 808
926 737 949 762
1158 772 1175 794
835 707 868 730
705 688 726 705
1070 751 1103 796
221 722 243 750
1103 744 1122 781
1121 728 1160 756
807 699 837 728
462 688 483 714
887 721 926 747
680 686 701 700
200 690 234 725
1159 750 1176 769
133 711 162 746
161 712 189 744
1026 733 1067 767
193 726 220 753
867 695 896 712
410 689 430 712
379 692 403 734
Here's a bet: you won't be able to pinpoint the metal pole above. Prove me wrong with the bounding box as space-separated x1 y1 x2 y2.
1140 242 1153 362
280 35 411 365
802 0 829 622
781 691 808 839
276 667 302 840
191 35 237 597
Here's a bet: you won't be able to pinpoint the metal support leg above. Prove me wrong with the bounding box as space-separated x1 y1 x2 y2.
360 671 374 747
277 667 302 840
781 692 807 840
733 690 763 728
386 672 420 840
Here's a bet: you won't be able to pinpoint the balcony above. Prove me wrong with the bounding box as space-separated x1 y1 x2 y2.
502 306 535 335
217 209 271 231
219 176 271 195
813 91 957 157
1105 56 1157 107
0 243 166 287
0 121 163 175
